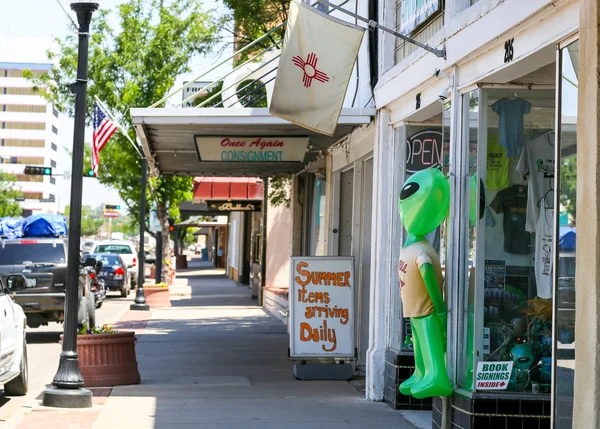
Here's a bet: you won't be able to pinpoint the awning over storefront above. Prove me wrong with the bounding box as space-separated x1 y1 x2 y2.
175 216 228 228
130 107 375 177
192 177 264 200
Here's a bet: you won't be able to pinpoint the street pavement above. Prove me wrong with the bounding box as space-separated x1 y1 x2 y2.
1 256 420 429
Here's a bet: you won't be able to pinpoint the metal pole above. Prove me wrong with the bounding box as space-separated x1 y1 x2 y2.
131 158 149 310
43 1 98 409
155 232 162 283
315 0 446 59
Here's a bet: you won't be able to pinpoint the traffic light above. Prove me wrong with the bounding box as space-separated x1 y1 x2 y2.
168 217 175 232
24 166 52 176
105 204 120 210
84 169 96 177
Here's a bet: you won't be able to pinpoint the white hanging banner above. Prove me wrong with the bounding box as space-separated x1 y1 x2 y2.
270 0 365 136
289 256 355 358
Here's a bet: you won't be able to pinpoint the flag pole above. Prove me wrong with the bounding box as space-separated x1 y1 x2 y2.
92 96 149 311
315 0 446 59
94 96 144 159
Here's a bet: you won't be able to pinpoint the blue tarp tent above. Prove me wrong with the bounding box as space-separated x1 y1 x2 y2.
21 214 68 237
0 217 24 239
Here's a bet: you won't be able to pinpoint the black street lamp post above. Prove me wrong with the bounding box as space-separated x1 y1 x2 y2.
131 157 150 311
42 1 98 408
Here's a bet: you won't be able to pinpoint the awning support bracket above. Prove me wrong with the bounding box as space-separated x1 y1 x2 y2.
316 0 446 59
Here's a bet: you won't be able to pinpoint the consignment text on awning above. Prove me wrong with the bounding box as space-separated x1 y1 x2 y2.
195 136 309 163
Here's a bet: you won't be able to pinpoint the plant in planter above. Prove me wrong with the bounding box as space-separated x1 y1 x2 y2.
73 323 141 388
142 282 172 308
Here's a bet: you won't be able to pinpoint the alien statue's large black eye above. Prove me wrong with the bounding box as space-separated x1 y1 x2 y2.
400 182 420 200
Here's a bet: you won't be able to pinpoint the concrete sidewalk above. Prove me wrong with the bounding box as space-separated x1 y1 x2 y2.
11 258 420 429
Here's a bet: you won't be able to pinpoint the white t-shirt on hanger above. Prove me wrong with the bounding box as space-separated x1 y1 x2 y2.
516 132 555 232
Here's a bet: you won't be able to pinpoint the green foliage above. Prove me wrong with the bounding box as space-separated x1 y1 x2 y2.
78 323 117 335
28 0 220 280
193 80 224 107
64 205 104 237
237 79 268 107
0 172 23 217
560 155 577 222
184 227 199 245
268 177 291 207
221 0 288 65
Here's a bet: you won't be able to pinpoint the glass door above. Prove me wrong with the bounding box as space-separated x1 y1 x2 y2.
552 38 579 429
457 89 481 390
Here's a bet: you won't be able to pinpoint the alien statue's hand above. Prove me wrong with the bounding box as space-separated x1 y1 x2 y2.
438 311 447 352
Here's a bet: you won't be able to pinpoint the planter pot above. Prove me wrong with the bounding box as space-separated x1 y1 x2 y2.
143 286 171 308
76 332 141 388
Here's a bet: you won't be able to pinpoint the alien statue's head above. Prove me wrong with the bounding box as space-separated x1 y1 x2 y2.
398 168 450 237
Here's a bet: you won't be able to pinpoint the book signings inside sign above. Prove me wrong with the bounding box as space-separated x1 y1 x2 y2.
290 257 354 358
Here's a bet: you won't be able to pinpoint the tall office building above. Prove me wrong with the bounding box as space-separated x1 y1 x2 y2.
0 62 59 215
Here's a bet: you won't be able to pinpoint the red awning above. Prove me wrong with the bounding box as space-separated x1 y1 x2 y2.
192 177 264 200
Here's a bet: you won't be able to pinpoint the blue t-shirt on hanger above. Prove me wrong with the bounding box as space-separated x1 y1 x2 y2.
491 97 532 158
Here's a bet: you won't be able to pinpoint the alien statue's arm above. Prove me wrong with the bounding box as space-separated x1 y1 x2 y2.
419 262 446 314
419 262 447 345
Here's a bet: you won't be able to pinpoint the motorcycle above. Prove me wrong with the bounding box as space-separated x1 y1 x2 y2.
84 258 107 309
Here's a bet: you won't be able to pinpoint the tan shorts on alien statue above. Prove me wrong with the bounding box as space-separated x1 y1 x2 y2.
398 241 444 318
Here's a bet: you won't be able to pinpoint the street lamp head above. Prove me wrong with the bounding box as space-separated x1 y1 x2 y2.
70 2 99 28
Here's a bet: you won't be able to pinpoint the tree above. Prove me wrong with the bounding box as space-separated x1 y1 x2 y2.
560 155 577 223
0 172 23 217
29 0 219 282
222 0 291 206
221 0 288 63
64 205 104 237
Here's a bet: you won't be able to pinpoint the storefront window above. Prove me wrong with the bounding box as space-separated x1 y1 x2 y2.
399 124 447 351
553 39 578 429
471 86 555 394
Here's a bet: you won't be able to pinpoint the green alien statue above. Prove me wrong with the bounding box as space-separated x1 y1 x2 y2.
397 168 453 399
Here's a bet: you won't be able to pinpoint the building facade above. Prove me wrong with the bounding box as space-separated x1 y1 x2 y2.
368 0 582 427
131 0 594 426
0 62 59 215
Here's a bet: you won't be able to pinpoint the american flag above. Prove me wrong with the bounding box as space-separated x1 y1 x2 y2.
92 103 118 176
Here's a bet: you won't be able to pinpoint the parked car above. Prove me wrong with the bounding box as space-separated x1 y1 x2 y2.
0 237 96 328
0 275 28 395
87 253 131 297
89 241 138 286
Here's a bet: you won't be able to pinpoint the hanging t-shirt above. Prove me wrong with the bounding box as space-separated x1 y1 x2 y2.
398 241 443 318
489 184 531 254
516 133 555 232
535 200 554 299
486 133 510 190
491 98 532 158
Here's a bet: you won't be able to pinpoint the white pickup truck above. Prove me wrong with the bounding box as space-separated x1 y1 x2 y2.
0 275 28 395
89 241 139 286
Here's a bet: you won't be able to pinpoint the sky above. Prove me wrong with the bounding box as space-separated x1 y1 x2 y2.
0 0 233 213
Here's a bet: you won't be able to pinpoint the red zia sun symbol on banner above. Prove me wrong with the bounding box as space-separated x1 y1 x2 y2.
292 53 329 88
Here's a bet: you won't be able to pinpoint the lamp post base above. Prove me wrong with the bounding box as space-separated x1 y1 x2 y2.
42 386 93 408
130 303 150 311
